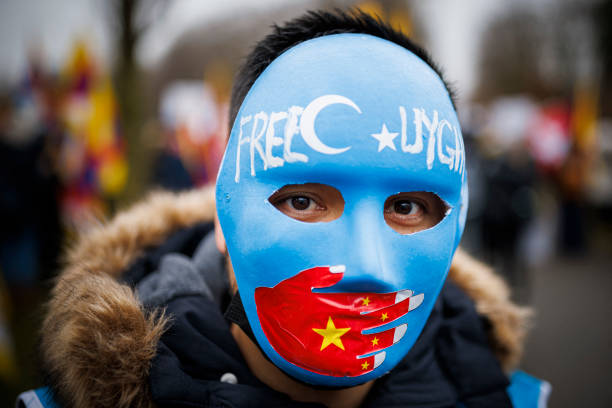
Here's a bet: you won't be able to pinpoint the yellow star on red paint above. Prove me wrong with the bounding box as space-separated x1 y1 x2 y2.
371 336 379 346
361 361 370 370
381 312 388 322
312 316 351 351
362 296 370 306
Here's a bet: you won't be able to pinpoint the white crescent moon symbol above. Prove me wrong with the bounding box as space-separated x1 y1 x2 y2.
300 94 361 155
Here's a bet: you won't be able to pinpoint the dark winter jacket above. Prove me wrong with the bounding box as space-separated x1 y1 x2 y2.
36 187 531 408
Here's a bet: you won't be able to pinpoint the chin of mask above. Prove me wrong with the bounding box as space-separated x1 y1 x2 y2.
216 33 468 387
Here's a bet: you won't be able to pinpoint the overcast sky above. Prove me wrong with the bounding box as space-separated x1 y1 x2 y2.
0 0 110 82
0 0 543 97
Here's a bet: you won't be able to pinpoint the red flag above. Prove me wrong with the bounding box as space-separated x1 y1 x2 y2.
255 266 424 377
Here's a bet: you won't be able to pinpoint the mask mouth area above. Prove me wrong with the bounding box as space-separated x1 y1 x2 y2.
313 276 394 294
254 265 425 378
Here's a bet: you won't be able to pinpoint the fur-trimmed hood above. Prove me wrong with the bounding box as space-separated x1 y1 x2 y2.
40 187 530 408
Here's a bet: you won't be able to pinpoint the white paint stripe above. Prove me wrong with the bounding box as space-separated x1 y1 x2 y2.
15 390 44 408
329 265 345 273
374 351 386 368
538 380 552 408
393 324 407 343
408 293 424 311
394 289 413 304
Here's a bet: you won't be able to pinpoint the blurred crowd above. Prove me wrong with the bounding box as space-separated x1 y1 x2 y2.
460 92 611 289
0 38 229 397
1 0 611 405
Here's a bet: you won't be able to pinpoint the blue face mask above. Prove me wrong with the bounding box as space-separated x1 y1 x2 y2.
216 33 468 387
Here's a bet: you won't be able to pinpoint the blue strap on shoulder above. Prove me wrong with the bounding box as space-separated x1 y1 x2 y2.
507 370 552 408
456 371 551 408
15 387 60 408
17 372 550 408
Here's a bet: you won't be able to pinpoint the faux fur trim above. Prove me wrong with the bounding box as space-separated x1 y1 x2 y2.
40 186 529 407
449 248 532 370
41 187 216 408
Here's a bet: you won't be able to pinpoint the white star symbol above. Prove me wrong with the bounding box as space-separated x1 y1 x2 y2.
370 124 398 152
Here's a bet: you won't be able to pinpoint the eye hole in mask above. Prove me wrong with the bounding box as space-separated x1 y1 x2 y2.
383 192 448 234
269 184 447 234
268 183 344 223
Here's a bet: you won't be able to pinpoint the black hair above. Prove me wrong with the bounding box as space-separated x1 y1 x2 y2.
229 9 456 129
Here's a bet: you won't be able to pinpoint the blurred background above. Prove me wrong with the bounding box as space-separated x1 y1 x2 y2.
0 0 610 406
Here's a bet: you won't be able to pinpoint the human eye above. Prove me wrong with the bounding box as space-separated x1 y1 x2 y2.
277 194 323 213
268 183 344 223
383 192 447 234
387 199 423 217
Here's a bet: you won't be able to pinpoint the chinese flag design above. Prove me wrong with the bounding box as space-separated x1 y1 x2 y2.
254 266 424 377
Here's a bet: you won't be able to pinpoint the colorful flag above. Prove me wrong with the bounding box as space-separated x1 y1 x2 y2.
255 266 423 377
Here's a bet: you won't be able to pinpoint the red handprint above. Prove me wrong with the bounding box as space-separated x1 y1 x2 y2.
254 266 424 377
